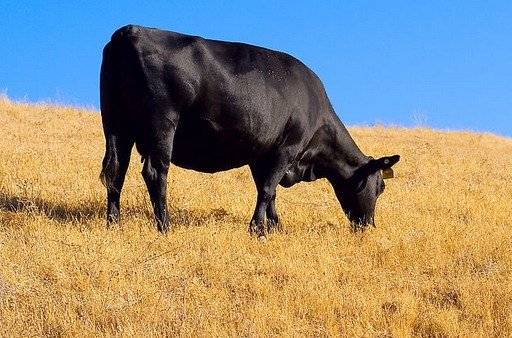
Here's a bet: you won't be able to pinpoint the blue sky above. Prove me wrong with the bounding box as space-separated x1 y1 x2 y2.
1 1 511 137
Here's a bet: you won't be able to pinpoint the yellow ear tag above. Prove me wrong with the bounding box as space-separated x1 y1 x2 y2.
382 168 394 179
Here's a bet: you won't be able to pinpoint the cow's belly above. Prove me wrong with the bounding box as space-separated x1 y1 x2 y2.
171 117 271 173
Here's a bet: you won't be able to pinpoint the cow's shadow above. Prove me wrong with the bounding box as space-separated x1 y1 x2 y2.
0 191 103 224
0 191 245 229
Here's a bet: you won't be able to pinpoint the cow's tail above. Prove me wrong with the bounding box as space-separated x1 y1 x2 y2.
99 39 120 191
100 135 120 190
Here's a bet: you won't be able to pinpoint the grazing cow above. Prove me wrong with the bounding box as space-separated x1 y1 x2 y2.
100 25 399 236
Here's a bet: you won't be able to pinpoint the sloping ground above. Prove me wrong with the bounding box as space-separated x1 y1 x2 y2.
1 98 511 337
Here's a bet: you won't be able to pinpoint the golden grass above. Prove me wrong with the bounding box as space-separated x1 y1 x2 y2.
1 97 511 337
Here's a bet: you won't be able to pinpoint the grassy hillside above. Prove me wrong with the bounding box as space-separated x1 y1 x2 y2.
1 97 511 337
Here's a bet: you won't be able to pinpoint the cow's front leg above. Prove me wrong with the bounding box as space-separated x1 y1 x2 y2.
266 193 282 233
249 186 275 239
249 152 293 238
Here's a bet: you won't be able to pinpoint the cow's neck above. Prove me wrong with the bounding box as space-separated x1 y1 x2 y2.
317 113 369 182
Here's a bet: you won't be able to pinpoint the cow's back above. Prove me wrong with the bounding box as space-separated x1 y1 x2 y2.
103 25 333 173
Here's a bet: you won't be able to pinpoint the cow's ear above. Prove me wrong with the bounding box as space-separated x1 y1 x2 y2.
375 155 400 170
353 155 400 180
364 155 400 175
374 155 399 179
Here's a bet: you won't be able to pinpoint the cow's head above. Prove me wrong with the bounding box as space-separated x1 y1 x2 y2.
333 155 400 230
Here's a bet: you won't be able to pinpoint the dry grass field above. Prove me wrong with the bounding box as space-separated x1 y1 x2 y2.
1 97 511 337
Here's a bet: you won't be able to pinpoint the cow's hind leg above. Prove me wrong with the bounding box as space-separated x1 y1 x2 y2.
142 152 171 232
101 134 134 229
140 114 177 233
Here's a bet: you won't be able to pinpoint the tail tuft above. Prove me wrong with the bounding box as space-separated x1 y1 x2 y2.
100 135 120 190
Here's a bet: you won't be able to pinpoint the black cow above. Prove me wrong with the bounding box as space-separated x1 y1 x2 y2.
100 25 399 236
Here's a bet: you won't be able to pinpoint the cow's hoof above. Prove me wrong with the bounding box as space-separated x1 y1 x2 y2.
266 219 282 233
249 220 265 238
258 235 267 242
106 221 123 231
157 223 170 233
349 223 369 233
